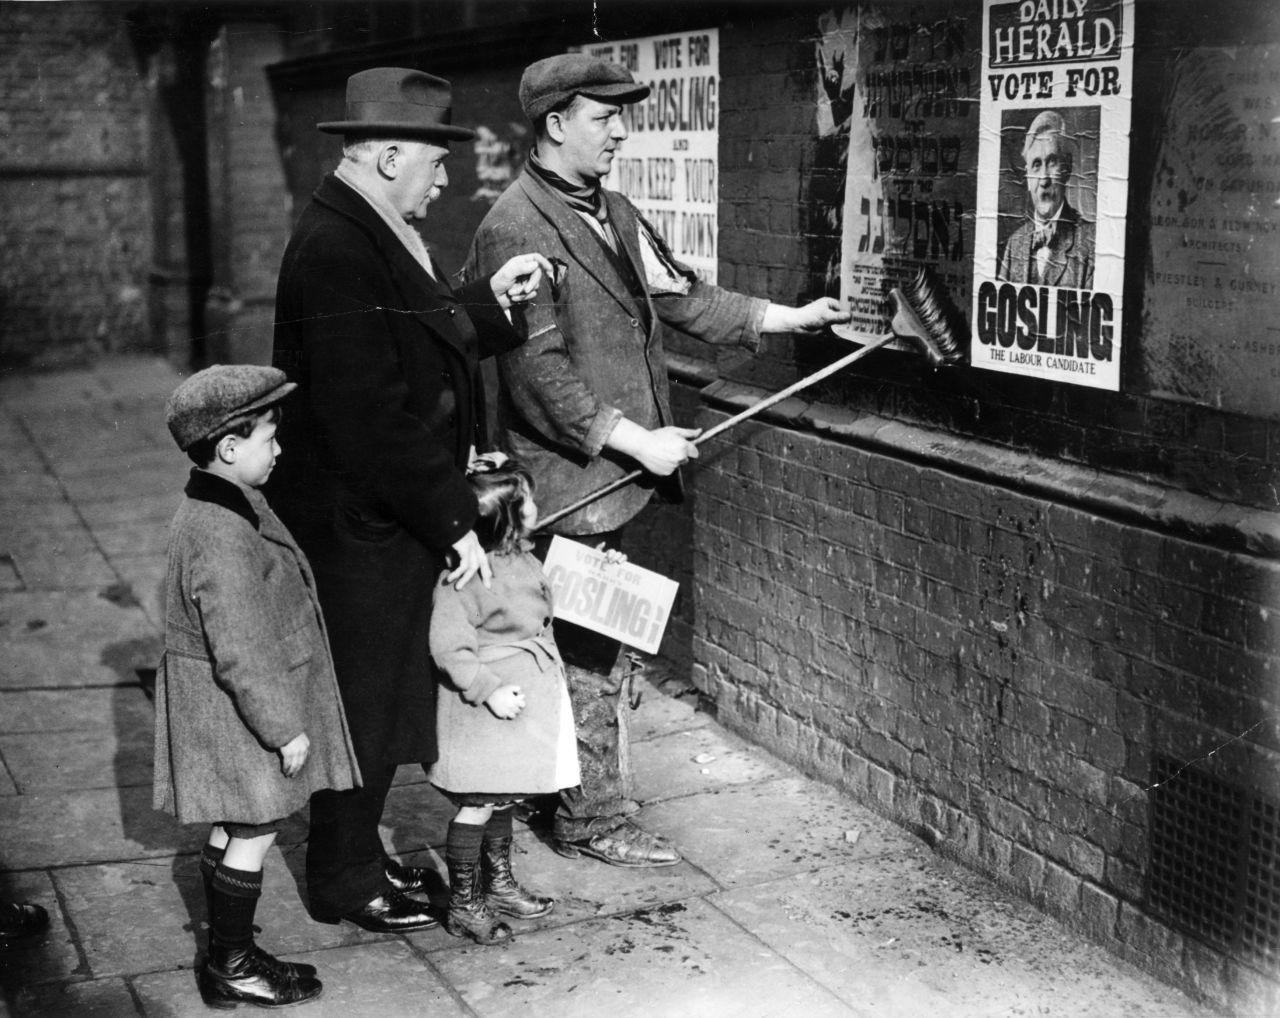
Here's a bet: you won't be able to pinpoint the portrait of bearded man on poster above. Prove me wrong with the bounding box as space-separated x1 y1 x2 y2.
997 107 1098 289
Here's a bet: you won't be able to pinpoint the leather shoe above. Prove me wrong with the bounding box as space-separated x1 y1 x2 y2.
250 942 317 980
0 900 50 943
199 944 322 1009
515 797 641 828
313 890 439 932
384 857 434 895
554 821 680 868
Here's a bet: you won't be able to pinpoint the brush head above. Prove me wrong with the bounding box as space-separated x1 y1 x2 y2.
888 268 968 367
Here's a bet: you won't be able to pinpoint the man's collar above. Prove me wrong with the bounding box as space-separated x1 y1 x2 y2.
184 469 259 529
333 162 437 279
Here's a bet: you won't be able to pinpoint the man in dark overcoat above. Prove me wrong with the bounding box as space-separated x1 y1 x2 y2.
269 67 549 932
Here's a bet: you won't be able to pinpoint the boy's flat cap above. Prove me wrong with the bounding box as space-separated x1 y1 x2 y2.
165 364 296 451
519 54 650 121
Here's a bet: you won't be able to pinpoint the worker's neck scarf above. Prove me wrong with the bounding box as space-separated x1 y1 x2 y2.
527 152 693 297
528 152 609 224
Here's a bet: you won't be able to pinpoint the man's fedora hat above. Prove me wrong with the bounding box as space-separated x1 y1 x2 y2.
519 54 650 121
318 67 475 141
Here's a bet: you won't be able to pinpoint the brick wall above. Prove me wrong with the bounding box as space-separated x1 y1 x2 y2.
203 20 290 366
0 1 151 367
708 3 1280 516
619 5 1280 1012
657 398 1279 1010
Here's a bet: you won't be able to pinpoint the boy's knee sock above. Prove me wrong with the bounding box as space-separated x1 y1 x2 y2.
210 863 263 950
200 844 226 931
484 808 513 842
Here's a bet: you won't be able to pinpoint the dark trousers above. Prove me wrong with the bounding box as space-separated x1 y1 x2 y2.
305 762 396 916
299 516 440 918
533 529 635 842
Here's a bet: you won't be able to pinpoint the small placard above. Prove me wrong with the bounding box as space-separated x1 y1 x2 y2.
542 536 679 654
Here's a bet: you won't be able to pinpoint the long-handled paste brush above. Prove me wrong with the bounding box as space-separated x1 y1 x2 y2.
536 269 967 531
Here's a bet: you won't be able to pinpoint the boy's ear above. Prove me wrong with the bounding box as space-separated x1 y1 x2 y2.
215 434 238 464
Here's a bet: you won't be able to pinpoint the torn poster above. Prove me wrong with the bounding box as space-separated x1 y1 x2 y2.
818 5 981 350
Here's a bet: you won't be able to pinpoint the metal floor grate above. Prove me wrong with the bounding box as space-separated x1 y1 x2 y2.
1148 754 1280 971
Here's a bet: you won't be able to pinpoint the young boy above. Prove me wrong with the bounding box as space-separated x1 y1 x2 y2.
154 364 361 1009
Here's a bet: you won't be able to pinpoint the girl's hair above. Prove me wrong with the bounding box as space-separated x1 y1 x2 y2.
467 457 535 555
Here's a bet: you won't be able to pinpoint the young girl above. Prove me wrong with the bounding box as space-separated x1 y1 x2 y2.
427 456 580 945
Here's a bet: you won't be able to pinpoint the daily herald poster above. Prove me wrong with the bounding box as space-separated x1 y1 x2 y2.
971 0 1133 389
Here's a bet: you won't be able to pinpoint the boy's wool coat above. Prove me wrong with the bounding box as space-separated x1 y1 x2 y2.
153 470 361 824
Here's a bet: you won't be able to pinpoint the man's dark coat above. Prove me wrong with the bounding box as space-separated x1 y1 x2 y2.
269 173 520 775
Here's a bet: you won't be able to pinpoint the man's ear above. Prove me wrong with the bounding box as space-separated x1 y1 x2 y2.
216 435 238 464
376 143 400 179
544 112 567 145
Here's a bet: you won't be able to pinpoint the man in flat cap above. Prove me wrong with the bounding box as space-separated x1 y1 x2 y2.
269 68 551 932
997 109 1094 288
466 54 850 868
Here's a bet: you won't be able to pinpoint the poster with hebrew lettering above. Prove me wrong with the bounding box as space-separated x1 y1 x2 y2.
971 0 1133 389
579 30 720 283
817 6 981 348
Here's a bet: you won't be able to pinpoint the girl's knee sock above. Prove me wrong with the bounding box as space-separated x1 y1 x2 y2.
484 808 514 842
446 819 486 862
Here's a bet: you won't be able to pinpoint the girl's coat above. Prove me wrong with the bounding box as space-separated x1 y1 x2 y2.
428 548 578 795
153 470 361 824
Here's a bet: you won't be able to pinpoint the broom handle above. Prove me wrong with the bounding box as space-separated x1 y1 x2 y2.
536 331 893 530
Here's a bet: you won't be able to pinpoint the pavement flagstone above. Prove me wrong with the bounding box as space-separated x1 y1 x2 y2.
0 356 1227 1017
